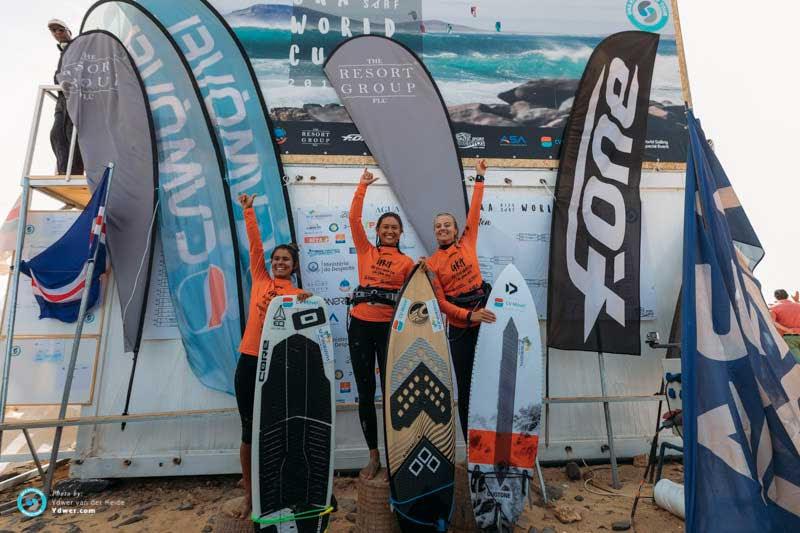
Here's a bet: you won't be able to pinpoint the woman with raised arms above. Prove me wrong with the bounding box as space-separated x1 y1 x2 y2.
421 159 496 441
348 168 415 480
233 193 311 519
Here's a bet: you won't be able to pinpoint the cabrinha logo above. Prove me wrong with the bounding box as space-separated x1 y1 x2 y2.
17 488 47 517
626 0 669 32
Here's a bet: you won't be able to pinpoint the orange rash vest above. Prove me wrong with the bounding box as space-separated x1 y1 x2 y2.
349 182 415 323
239 207 303 356
427 181 485 329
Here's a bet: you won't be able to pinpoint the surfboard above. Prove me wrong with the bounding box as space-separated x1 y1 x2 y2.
252 295 335 532
384 266 456 530
467 264 543 531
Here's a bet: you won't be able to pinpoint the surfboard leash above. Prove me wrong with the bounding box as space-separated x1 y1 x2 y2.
389 481 455 531
252 505 334 525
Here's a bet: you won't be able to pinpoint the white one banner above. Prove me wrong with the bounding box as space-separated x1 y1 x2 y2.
295 190 655 404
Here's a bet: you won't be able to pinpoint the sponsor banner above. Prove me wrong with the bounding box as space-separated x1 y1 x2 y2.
84 3 243 394
682 110 800 532
296 192 655 402
547 31 658 356
57 31 157 354
324 35 467 254
135 0 297 304
214 0 687 162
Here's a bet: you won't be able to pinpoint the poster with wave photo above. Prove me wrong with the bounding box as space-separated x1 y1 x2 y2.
212 0 687 162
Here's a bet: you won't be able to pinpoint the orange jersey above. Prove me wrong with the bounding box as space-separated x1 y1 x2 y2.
239 208 303 356
428 181 485 329
349 183 415 322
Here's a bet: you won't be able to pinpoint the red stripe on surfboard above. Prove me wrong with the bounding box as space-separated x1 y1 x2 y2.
468 429 539 469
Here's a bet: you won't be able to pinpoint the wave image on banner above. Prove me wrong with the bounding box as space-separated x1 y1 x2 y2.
134 0 297 301
84 2 244 395
210 0 687 162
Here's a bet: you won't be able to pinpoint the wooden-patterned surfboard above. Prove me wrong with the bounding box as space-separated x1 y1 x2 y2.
384 266 456 530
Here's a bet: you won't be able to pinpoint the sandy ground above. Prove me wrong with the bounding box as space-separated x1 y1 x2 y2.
0 460 684 533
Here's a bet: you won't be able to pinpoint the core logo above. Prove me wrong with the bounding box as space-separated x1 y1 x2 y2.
567 56 641 339
626 0 669 32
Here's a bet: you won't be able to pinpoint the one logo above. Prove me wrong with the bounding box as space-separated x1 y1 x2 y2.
626 0 669 31
176 264 228 333
258 341 270 382
335 233 347 244
409 446 442 477
272 305 286 327
566 54 644 339
499 135 527 146
340 381 352 393
335 369 344 379
274 127 287 145
292 307 326 330
505 282 518 295
329 223 339 232
300 128 332 146
494 297 505 308
329 312 339 323
281 296 294 308
342 134 363 142
349 247 358 254
339 279 351 292
307 262 320 273
304 236 329 244
455 132 486 150
540 136 554 148
17 488 47 517
408 301 429 325
308 249 339 257
11 345 21 357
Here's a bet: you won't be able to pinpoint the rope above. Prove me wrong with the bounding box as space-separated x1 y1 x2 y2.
120 199 159 326
252 505 333 525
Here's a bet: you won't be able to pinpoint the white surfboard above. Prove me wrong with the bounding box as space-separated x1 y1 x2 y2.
252 295 335 532
467 264 544 531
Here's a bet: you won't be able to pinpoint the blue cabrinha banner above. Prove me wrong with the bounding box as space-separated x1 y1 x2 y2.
682 110 800 532
84 2 244 395
134 0 297 300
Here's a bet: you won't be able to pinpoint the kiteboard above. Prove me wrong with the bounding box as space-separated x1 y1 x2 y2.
252 295 335 532
384 266 456 530
468 264 543 531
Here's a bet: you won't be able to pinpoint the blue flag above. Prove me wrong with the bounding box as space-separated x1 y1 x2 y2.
19 168 110 322
682 110 800 532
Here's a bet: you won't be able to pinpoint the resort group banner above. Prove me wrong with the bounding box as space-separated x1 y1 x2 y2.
295 191 656 403
212 0 687 162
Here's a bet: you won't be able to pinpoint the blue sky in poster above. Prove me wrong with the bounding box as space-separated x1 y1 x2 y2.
213 0 675 36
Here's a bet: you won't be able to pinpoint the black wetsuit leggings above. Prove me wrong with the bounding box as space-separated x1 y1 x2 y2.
449 324 480 441
348 316 389 450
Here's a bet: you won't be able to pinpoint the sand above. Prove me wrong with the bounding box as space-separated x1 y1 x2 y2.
0 460 684 532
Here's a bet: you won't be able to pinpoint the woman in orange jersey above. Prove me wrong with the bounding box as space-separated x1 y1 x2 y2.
349 168 415 480
423 159 496 441
233 193 311 519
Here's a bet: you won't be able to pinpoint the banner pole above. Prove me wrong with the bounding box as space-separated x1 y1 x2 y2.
544 345 551 447
43 163 114 496
598 351 621 489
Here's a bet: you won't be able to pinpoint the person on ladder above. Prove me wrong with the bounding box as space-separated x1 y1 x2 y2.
348 168 414 480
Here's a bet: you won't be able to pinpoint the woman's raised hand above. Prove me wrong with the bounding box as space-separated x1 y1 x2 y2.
238 193 255 209
360 168 379 186
475 159 488 177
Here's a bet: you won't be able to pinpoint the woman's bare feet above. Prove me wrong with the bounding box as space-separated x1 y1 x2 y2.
360 449 382 480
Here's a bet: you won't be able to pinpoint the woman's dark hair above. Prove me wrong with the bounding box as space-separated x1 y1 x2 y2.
271 243 300 272
375 212 404 249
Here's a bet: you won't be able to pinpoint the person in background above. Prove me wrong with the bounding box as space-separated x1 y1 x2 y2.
348 168 414 480
48 19 84 175
232 193 311 520
770 289 800 362
420 159 496 441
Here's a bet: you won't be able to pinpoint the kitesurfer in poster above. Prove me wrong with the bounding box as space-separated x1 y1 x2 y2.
420 159 496 440
48 19 84 175
348 169 414 480
232 193 311 519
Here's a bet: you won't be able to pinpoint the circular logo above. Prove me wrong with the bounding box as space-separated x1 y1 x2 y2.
11 345 21 357
339 279 351 292
408 301 429 325
307 262 319 273
274 127 287 145
85 313 95 324
25 224 35 235
17 488 47 517
626 0 669 31
329 223 339 232
335 369 344 380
